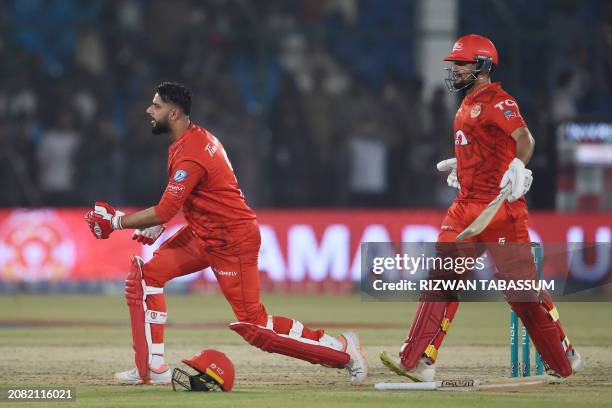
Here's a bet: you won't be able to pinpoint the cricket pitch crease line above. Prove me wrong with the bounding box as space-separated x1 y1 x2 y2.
0 319 406 330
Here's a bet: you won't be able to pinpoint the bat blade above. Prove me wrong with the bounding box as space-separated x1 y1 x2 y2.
456 189 511 241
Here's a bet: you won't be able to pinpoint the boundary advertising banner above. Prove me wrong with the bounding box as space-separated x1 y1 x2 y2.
0 209 610 292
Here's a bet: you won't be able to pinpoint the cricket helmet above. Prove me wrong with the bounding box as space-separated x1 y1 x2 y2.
443 34 498 92
443 34 498 65
172 349 235 392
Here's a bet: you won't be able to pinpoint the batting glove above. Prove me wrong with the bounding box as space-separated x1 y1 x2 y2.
85 201 124 239
437 158 460 189
132 225 165 245
500 158 533 202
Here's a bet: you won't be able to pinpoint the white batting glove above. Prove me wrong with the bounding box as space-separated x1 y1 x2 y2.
500 158 533 202
132 225 165 246
437 158 460 189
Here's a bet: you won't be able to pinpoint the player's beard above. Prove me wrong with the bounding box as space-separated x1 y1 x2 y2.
444 69 477 92
452 78 471 90
151 117 170 135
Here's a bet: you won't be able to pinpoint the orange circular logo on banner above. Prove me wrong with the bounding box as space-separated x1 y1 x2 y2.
0 210 76 282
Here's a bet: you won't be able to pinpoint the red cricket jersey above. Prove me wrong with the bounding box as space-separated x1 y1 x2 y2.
453 82 527 202
154 123 256 244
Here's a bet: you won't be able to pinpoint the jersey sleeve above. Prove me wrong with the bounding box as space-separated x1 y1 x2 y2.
154 160 207 223
488 96 527 136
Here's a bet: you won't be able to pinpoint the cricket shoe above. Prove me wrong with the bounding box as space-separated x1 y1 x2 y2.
569 349 585 374
338 331 368 385
114 365 171 385
547 349 585 382
379 351 436 382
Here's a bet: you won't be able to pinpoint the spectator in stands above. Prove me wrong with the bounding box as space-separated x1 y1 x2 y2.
36 109 81 206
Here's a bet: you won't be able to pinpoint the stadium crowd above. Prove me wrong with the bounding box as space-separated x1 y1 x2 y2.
0 0 610 209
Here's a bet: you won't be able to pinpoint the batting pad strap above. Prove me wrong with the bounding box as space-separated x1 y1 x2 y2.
441 318 451 332
562 337 571 352
289 320 304 339
145 310 167 324
145 286 164 295
424 345 438 361
150 343 164 355
229 322 350 368
548 306 559 322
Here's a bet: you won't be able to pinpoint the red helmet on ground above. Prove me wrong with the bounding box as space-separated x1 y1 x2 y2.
443 34 499 65
173 349 235 392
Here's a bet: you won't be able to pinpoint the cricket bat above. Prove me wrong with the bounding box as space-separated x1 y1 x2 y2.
455 189 511 241
374 375 549 392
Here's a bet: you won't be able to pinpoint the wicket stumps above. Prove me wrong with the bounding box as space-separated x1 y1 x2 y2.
510 242 545 377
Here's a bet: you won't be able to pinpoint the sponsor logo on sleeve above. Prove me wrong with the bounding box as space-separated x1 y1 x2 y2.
503 109 519 120
166 182 185 198
173 169 188 182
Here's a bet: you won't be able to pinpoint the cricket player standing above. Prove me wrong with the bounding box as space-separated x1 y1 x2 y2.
85 82 367 386
381 35 583 381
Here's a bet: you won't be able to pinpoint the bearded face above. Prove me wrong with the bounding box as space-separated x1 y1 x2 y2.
444 61 479 92
151 114 170 134
146 93 173 135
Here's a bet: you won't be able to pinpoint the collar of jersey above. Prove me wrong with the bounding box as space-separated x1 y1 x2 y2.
465 82 501 103
169 122 195 150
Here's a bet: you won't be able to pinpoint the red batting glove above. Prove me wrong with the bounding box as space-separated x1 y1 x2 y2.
85 201 124 239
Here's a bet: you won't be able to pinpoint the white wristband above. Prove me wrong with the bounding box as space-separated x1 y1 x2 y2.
111 215 123 230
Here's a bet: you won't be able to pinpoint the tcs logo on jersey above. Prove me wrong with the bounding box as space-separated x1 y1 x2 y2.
494 99 516 110
455 130 469 146
494 99 521 120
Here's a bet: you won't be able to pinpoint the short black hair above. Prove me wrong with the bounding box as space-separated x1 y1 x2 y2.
155 81 192 115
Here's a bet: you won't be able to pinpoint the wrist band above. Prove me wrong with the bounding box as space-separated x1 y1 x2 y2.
112 215 123 230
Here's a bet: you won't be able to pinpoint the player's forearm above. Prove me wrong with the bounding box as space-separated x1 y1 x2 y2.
511 127 535 165
119 207 163 229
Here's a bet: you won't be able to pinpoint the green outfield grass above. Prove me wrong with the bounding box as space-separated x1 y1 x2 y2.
0 294 611 408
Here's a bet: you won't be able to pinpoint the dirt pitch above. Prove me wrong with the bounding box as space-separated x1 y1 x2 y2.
1 294 611 408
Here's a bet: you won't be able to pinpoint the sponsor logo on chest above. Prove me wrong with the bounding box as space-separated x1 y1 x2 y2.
455 130 469 146
470 104 481 118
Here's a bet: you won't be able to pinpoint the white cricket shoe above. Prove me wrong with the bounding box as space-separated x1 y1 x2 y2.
569 349 585 374
547 349 585 382
114 365 171 385
380 351 436 382
338 331 368 385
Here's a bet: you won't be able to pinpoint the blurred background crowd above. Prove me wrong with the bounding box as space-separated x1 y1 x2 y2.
1 0 611 210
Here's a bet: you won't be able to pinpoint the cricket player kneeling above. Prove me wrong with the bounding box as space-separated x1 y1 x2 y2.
172 349 235 392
